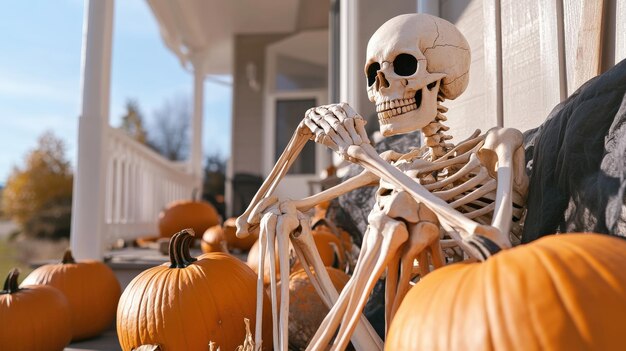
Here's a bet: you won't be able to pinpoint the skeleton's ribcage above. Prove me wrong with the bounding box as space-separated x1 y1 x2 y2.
375 152 526 245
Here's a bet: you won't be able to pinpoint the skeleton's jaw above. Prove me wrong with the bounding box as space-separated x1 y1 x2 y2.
377 83 440 137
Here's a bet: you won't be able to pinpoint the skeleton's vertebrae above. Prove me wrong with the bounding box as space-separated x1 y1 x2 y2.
236 13 529 351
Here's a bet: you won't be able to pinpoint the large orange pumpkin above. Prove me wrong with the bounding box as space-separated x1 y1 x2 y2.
158 198 220 238
117 230 273 351
22 250 121 340
278 267 350 350
1 269 72 350
386 233 626 351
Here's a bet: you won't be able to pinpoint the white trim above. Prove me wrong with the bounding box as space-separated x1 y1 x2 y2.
71 0 115 260
339 0 357 105
263 36 328 198
263 89 328 175
189 69 204 183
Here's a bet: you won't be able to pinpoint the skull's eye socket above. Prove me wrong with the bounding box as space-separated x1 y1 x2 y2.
366 62 380 86
393 54 418 76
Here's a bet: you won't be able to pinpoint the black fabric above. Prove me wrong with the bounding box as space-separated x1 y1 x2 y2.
522 59 626 242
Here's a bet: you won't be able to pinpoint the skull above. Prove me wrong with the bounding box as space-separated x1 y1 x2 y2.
365 13 471 136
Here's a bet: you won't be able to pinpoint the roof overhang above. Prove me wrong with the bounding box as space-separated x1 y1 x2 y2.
146 0 329 76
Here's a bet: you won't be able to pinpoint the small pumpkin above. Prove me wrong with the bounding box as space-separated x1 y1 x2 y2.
277 267 350 350
0 269 72 350
158 192 220 238
22 250 121 340
223 217 258 251
291 226 346 271
386 233 626 351
293 231 344 270
201 224 229 254
117 229 273 351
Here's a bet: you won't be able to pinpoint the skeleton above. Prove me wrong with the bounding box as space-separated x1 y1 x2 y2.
236 13 528 351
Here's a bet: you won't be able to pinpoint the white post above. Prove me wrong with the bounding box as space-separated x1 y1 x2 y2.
190 66 205 192
70 0 114 260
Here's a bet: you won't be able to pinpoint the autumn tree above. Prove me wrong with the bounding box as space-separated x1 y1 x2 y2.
2 132 73 239
119 99 148 144
148 95 190 161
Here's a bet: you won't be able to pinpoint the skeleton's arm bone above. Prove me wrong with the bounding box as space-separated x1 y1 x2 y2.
236 128 311 237
477 128 527 239
291 169 379 212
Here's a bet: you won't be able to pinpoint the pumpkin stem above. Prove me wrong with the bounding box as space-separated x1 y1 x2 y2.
62 249 76 264
169 229 197 268
1 268 20 294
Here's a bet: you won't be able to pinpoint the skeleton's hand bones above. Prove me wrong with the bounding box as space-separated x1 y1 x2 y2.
300 103 370 162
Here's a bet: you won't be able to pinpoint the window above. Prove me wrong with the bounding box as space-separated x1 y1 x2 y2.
275 98 317 174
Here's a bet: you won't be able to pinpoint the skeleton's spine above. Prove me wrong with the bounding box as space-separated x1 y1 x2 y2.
423 95 453 160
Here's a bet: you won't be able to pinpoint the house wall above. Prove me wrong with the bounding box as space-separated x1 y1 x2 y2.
230 34 288 176
440 0 626 141
228 33 289 216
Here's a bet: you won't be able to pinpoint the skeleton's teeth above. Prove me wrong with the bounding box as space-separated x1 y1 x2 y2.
376 96 421 123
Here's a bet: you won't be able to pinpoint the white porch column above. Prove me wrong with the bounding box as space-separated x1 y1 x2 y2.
70 0 114 260
189 68 205 190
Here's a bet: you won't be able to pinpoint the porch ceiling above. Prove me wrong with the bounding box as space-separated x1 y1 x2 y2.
146 0 329 76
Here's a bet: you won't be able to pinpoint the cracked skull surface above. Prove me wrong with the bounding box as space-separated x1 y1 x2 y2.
365 13 471 136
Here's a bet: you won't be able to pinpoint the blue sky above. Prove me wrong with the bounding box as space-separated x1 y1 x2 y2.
0 0 232 185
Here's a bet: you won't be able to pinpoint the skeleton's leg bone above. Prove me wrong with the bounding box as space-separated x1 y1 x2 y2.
418 250 430 277
276 217 291 351
384 249 401 334
291 219 383 350
262 213 280 351
430 240 445 268
332 215 409 351
306 225 382 351
390 221 439 320
254 221 269 349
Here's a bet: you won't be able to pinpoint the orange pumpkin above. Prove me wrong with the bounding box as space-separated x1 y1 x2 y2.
201 224 229 254
22 250 121 340
291 229 346 271
278 267 350 350
246 238 281 285
158 198 220 238
117 230 273 351
1 269 72 350
223 217 258 251
386 233 626 351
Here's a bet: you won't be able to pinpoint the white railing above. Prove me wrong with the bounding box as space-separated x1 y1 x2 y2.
103 126 198 246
